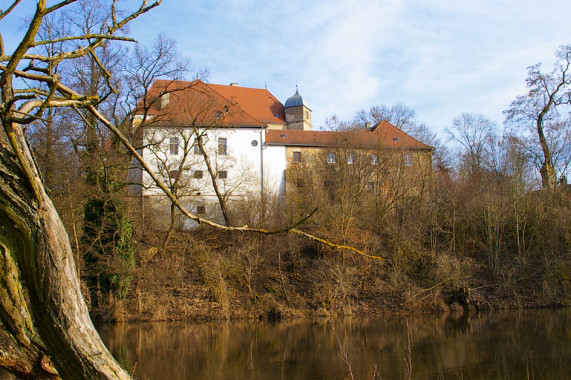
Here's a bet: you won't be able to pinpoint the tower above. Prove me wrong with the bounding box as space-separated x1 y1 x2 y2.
284 86 312 130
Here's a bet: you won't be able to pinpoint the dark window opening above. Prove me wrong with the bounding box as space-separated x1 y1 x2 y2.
293 151 301 163
218 138 227 155
169 137 179 155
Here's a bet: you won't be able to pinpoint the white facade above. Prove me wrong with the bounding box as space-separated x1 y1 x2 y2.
138 125 288 229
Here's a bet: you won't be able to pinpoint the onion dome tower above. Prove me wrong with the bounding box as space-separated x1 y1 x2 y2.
284 86 312 130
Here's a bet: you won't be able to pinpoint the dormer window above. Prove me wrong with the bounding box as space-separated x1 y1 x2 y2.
393 137 399 142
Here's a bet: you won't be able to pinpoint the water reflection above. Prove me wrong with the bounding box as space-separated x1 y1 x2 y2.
97 310 571 380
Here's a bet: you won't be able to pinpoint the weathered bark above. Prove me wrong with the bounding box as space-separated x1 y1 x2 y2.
536 88 558 191
0 137 130 378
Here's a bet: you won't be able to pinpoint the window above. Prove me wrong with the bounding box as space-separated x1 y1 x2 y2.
218 170 227 179
169 137 179 155
347 153 355 165
393 137 399 142
296 179 304 188
168 170 179 179
292 151 301 163
223 105 229 113
193 138 203 155
193 170 203 179
196 205 206 215
366 181 375 191
327 152 336 164
218 138 227 155
404 152 413 167
371 154 378 166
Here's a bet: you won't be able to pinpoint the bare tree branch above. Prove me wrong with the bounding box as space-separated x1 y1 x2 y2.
0 0 22 22
32 33 136 46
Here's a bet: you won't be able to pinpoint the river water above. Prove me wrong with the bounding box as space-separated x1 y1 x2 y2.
94 309 571 380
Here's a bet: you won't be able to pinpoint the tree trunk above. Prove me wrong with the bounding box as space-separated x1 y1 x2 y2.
0 139 129 378
539 161 557 191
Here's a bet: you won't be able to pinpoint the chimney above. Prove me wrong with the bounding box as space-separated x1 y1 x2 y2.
365 121 371 130
230 83 239 86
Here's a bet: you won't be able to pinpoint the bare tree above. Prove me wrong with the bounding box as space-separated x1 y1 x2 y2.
354 103 416 130
0 1 160 378
504 44 571 190
446 113 498 176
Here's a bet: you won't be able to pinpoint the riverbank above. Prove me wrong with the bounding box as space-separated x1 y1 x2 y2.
85 230 570 322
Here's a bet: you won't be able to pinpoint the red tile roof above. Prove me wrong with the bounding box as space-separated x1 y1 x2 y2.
137 79 286 127
266 120 432 150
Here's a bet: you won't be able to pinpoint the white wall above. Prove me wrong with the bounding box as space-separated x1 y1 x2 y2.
141 126 265 196
140 126 272 228
262 144 286 197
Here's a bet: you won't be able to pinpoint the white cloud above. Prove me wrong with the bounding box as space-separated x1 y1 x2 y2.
4 0 570 136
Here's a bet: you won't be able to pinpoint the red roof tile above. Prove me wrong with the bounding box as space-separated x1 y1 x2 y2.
137 79 286 127
266 120 432 150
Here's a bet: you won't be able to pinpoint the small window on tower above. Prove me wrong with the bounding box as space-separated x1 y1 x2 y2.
196 205 206 215
218 170 227 179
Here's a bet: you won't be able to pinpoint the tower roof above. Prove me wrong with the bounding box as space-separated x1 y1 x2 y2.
284 88 310 110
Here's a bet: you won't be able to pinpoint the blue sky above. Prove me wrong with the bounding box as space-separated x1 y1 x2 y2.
5 0 571 135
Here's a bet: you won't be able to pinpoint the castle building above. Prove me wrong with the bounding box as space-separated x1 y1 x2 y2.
131 80 432 229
